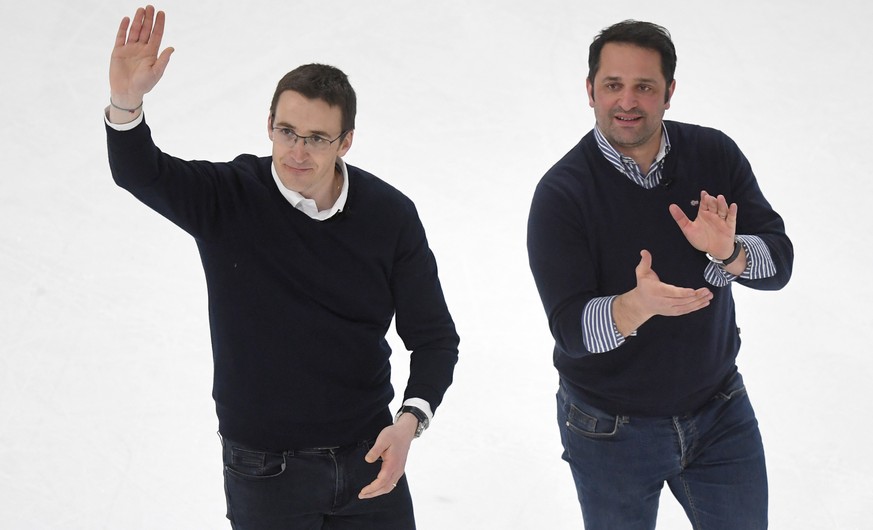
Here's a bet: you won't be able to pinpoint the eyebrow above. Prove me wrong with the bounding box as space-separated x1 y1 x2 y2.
601 76 659 85
273 121 333 137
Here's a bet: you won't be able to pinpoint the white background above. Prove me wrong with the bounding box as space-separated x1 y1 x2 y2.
2 1 872 528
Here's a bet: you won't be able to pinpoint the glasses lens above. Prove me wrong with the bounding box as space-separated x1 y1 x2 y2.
306 137 329 152
274 128 298 146
274 128 340 152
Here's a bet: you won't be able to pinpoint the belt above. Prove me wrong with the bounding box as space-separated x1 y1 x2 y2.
219 432 372 456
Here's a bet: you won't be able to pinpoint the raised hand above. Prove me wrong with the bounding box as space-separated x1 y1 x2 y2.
669 190 737 260
109 5 174 115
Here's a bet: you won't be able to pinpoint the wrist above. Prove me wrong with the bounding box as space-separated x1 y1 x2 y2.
706 237 742 266
109 97 143 113
394 405 429 438
613 293 647 337
394 413 419 438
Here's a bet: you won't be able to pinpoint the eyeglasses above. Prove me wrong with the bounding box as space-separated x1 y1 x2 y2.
271 127 347 153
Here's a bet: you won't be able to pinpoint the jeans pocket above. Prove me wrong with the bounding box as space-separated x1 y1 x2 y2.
714 372 748 401
224 446 287 480
565 402 623 439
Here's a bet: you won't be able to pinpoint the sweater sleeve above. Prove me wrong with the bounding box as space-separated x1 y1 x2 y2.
105 117 243 240
718 132 793 291
527 168 602 358
390 201 459 413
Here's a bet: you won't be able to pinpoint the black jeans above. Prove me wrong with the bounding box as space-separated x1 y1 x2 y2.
221 436 415 529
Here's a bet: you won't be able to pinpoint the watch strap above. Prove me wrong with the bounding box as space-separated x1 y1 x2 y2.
395 405 429 438
707 237 742 266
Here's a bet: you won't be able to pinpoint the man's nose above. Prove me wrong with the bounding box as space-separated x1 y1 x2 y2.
289 138 308 160
617 88 638 110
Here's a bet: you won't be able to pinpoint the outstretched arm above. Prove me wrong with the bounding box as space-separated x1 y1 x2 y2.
108 5 174 124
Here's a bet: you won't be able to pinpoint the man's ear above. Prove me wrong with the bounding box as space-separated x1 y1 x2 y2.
586 78 596 107
337 130 354 157
267 114 274 140
665 79 676 107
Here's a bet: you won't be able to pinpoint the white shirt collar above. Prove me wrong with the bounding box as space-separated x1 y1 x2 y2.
271 158 349 221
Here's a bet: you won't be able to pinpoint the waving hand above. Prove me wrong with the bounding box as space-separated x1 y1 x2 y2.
109 5 174 119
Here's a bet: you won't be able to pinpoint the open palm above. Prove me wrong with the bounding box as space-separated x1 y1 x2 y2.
669 190 737 259
110 5 174 103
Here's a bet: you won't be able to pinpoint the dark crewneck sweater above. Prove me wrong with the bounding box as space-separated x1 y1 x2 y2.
107 118 459 450
528 121 792 416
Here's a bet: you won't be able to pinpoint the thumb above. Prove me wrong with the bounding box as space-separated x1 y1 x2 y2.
153 47 175 77
637 249 652 273
668 203 690 229
365 437 387 463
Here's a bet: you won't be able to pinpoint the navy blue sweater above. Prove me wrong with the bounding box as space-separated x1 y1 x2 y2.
528 121 792 416
107 119 459 449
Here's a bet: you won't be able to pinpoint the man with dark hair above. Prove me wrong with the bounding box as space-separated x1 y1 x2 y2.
528 19 792 529
105 6 459 529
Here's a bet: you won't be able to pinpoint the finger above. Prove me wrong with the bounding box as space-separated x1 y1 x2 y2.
153 46 175 78
715 194 729 219
671 297 711 315
141 5 156 45
703 191 718 213
128 7 146 43
636 249 652 275
359 472 395 498
726 202 738 226
698 190 709 213
668 203 690 230
149 9 167 50
660 284 704 301
359 480 395 499
674 287 713 303
664 288 712 314
115 17 131 49
674 289 712 309
359 464 401 499
364 439 387 464
639 249 652 265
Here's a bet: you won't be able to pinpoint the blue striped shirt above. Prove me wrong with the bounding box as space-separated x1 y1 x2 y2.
582 125 777 354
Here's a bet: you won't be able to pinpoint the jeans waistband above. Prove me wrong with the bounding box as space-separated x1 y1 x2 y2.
288 438 374 456
219 432 372 456
295 445 342 455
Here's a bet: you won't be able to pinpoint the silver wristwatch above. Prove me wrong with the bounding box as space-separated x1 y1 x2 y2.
394 405 430 438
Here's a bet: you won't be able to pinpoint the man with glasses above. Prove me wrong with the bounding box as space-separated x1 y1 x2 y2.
527 20 793 529
105 6 458 529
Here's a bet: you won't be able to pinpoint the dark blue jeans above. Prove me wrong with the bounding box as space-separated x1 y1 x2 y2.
557 372 768 530
221 436 415 529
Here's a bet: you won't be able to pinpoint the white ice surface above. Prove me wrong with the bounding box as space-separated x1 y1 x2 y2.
2 1 872 528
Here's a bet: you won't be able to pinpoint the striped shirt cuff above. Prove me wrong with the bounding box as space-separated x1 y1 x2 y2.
704 235 776 287
581 295 626 354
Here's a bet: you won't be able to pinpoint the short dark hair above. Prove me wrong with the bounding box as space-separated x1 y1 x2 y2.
588 20 677 102
269 64 356 132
